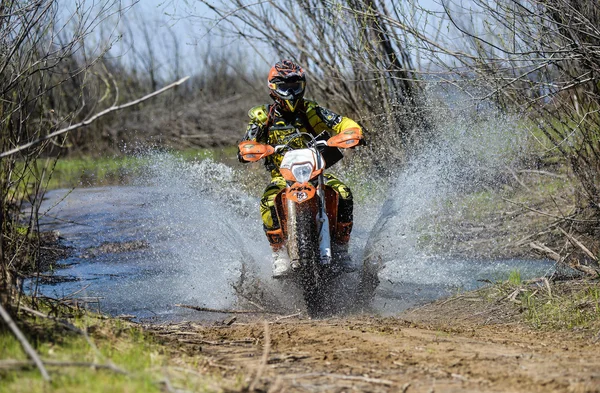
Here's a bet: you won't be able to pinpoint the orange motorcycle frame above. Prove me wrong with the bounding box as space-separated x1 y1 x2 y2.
273 184 339 243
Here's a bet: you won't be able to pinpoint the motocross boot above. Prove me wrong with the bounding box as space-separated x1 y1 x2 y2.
333 222 356 273
272 246 292 278
267 228 291 278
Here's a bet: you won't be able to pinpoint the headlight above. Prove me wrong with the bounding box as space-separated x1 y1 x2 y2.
291 163 313 183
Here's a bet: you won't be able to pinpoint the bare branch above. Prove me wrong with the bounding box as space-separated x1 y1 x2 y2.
0 303 50 381
0 76 190 159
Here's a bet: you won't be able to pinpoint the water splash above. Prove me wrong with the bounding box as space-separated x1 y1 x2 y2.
360 98 555 312
33 100 556 320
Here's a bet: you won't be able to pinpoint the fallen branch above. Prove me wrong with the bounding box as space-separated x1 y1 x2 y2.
176 338 255 346
0 76 190 158
571 263 600 277
543 277 552 299
0 359 127 374
558 227 598 262
279 372 394 386
0 303 51 381
505 166 532 192
529 241 561 262
274 312 302 321
175 304 279 314
249 321 270 391
502 198 596 223
18 304 82 333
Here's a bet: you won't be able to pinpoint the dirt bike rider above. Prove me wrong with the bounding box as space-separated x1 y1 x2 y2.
238 60 364 278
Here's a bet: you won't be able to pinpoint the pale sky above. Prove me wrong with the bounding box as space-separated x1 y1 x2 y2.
59 0 464 81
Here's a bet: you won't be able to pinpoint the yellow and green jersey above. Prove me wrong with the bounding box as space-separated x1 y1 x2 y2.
240 99 362 177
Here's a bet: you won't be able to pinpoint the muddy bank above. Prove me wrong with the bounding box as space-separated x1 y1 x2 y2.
148 318 600 393
148 280 600 393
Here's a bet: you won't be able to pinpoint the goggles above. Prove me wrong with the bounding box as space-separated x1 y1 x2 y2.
269 80 305 98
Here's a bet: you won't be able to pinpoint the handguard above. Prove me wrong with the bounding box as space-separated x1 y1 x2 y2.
238 141 276 162
327 128 362 148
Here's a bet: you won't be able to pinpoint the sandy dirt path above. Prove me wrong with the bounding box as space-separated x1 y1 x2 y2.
150 313 600 393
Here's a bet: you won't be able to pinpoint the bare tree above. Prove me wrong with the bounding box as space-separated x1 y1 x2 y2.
180 0 430 169
365 0 600 268
0 0 131 303
178 0 599 265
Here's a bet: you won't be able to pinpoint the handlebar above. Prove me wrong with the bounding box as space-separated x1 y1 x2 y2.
271 137 328 153
238 128 362 162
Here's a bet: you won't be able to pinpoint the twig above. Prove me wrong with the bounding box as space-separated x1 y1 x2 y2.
0 359 127 374
17 305 82 333
335 347 357 352
543 277 552 299
61 284 91 300
279 372 394 386
505 166 532 192
516 169 566 179
177 338 254 346
572 263 600 277
249 321 270 391
0 76 190 158
502 197 596 223
0 303 51 381
529 241 561 262
175 304 279 314
206 360 237 370
274 312 302 321
558 227 598 262
507 288 525 302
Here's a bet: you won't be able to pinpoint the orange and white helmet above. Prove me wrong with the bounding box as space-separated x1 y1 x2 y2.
268 60 306 112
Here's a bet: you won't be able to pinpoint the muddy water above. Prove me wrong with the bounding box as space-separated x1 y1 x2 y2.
29 154 555 322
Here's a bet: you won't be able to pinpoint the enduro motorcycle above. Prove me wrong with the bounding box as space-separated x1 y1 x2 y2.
238 128 363 316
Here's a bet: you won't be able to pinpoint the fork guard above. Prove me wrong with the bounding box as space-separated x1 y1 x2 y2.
287 183 316 203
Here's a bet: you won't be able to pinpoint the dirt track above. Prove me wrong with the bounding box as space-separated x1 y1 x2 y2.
150 309 600 392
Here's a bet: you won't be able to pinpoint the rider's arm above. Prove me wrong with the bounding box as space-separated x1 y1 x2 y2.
331 116 363 135
237 123 262 163
238 105 269 163
310 104 365 143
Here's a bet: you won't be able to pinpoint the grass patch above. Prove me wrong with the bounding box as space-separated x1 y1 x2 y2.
508 270 522 286
0 300 237 393
416 278 600 333
12 146 239 192
518 280 600 330
479 278 600 331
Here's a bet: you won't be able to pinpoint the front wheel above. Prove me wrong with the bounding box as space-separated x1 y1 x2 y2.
285 194 334 317
301 260 326 317
302 257 339 318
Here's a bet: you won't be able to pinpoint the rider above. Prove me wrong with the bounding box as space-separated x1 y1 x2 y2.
238 59 364 278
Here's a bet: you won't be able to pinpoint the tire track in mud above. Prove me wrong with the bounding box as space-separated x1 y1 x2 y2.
149 315 600 393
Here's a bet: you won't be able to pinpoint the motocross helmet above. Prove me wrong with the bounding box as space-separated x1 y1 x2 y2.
268 60 306 112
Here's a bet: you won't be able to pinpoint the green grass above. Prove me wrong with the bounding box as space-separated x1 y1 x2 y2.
49 155 147 189
508 270 522 286
462 279 600 333
0 304 234 393
519 282 600 330
12 146 239 192
485 278 600 331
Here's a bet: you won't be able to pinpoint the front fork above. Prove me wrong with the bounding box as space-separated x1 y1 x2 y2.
285 175 331 268
316 174 332 265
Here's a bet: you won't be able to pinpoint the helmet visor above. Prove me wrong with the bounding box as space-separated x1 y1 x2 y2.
270 80 305 98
